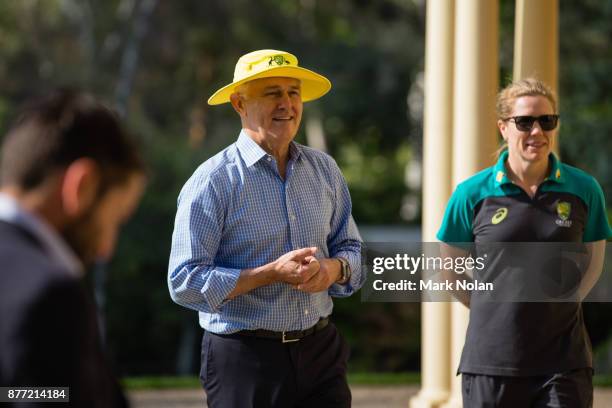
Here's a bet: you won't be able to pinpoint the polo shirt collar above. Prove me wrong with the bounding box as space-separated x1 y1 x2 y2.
545 153 564 183
236 129 302 167
493 150 565 186
493 150 512 185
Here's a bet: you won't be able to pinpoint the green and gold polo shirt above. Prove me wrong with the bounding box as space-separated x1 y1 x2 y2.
437 151 612 376
438 151 611 244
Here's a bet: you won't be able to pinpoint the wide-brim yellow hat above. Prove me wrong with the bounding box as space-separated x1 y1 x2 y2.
207 49 332 105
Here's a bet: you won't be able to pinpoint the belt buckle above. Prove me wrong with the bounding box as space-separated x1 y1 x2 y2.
282 331 300 343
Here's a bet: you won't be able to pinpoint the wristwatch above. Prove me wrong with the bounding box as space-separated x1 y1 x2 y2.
335 257 351 285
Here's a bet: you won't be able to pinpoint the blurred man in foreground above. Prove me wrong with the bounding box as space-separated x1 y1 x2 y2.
0 90 146 407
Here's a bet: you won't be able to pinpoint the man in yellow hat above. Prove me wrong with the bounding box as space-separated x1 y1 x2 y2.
168 50 364 407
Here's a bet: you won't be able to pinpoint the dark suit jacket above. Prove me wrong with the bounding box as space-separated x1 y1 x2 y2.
0 221 128 407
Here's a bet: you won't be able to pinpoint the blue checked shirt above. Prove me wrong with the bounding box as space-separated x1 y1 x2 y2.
168 130 364 334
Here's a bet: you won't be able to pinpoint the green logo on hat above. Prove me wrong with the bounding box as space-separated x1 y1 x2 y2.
269 55 290 66
557 202 571 221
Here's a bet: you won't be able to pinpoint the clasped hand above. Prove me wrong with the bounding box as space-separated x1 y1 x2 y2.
273 247 336 293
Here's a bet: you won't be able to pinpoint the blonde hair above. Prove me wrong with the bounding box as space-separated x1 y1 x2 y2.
496 77 557 119
495 78 558 157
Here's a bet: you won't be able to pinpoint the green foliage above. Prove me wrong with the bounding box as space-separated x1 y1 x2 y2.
557 1 612 191
340 140 413 223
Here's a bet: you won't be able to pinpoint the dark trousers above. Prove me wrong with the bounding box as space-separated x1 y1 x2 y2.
462 369 593 408
200 322 351 408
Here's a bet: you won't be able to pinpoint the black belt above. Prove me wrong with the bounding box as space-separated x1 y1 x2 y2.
236 317 330 343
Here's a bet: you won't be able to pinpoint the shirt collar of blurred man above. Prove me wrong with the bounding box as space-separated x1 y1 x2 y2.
0 192 82 275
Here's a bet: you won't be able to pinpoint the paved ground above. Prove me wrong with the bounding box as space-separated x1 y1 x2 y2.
129 386 612 407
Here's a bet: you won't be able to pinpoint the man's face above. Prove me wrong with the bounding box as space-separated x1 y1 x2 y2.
63 173 145 266
238 77 303 144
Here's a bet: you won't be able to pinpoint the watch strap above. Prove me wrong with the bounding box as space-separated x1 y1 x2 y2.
335 257 351 285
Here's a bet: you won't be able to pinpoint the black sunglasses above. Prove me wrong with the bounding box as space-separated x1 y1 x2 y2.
503 115 559 132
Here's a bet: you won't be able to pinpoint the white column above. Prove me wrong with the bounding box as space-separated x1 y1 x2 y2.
514 0 559 154
441 1 499 407
513 0 558 93
410 1 454 407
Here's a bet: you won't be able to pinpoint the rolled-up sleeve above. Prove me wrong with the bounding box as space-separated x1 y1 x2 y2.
326 160 364 297
168 171 240 313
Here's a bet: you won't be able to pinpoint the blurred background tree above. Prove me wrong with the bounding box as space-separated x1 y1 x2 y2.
0 0 610 377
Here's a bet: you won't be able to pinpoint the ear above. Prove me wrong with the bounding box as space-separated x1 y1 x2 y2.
61 158 101 217
229 93 246 116
497 119 508 141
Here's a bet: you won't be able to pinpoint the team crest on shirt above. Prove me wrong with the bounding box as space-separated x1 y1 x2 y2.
555 201 572 227
491 207 508 225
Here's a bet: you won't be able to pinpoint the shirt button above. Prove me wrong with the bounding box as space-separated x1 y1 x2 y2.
304 309 309 315
290 215 296 221
267 157 272 162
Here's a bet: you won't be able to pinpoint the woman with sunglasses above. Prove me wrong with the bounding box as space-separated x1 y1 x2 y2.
437 78 611 407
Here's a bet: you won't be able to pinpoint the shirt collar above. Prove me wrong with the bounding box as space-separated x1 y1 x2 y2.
236 129 303 167
545 153 564 183
287 140 302 162
493 150 564 186
0 193 83 276
236 130 267 167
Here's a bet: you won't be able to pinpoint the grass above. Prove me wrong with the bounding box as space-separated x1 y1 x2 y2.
594 375 612 387
123 372 612 390
122 372 420 390
348 372 420 385
123 376 201 390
